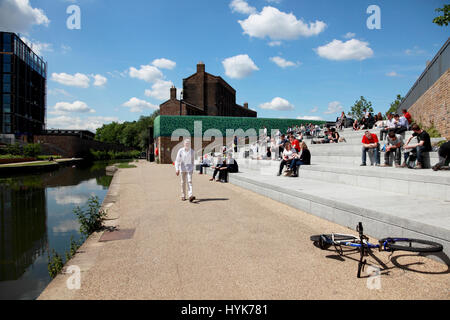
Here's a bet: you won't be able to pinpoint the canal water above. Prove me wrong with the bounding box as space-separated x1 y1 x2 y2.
0 161 117 300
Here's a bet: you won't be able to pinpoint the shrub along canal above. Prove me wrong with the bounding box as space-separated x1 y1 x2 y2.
0 161 123 300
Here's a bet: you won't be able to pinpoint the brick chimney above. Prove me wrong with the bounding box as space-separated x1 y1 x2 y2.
170 86 177 100
244 102 249 109
197 61 205 73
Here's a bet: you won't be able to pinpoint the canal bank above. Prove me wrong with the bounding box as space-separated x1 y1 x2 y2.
0 161 116 300
37 162 449 300
0 158 85 175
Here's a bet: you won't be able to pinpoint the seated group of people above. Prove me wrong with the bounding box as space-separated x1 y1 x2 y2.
361 123 433 169
198 153 239 183
277 139 311 178
311 127 341 144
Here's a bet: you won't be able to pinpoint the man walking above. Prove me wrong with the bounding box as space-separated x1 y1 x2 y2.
175 139 196 202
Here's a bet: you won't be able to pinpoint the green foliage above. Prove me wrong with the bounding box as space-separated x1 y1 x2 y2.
73 196 106 237
5 143 22 156
154 115 326 138
65 237 82 262
437 140 448 147
89 149 141 161
48 249 64 279
23 143 41 157
386 94 404 116
426 126 441 138
433 5 449 26
116 162 137 169
347 96 373 120
95 110 160 150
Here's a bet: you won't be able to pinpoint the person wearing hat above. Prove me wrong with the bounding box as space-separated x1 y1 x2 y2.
175 139 196 202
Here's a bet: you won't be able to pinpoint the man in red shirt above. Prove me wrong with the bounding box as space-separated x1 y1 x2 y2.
361 131 380 166
402 109 412 125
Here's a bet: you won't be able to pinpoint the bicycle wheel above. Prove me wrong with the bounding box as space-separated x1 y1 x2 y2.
380 238 443 253
310 234 359 250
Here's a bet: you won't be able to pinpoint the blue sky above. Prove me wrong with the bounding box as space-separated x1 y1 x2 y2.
1 0 448 131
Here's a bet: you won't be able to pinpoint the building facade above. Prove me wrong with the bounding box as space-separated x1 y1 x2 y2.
397 37 449 139
160 62 257 118
0 32 47 142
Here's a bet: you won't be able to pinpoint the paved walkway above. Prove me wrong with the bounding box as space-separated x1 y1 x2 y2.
39 162 449 300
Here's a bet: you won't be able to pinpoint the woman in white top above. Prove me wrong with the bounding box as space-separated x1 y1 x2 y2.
277 142 297 176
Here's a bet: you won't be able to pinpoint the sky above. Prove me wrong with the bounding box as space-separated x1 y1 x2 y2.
0 0 448 132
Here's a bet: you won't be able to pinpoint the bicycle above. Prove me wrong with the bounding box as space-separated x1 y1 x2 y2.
310 222 443 278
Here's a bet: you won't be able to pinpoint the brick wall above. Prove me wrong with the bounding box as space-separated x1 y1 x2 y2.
34 135 129 158
408 69 449 139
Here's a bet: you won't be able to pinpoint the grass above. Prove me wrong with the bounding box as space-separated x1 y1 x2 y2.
116 163 137 169
0 161 56 168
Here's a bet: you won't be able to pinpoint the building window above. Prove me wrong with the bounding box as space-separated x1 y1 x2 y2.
3 63 11 73
3 54 11 64
3 94 11 104
3 114 11 124
3 103 11 113
3 74 11 83
3 83 11 93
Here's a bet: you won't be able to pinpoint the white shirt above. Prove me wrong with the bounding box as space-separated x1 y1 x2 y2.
282 148 297 159
175 148 195 173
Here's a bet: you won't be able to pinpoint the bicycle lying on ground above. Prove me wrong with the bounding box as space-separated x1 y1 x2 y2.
310 222 443 278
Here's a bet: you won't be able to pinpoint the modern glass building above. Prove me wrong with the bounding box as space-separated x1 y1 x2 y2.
0 32 47 142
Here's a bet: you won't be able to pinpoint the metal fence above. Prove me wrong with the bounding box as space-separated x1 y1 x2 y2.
397 38 450 113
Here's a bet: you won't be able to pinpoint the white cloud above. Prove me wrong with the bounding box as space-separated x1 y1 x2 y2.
386 71 400 77
52 220 80 233
259 97 294 111
315 39 374 61
222 54 259 79
268 41 282 47
230 0 257 15
122 97 159 113
144 79 174 101
151 58 176 70
310 106 318 113
238 6 326 41
129 64 163 83
404 46 426 56
297 116 323 121
324 101 343 114
0 0 50 33
47 116 120 132
51 72 90 88
48 88 72 97
49 101 95 115
92 74 108 87
343 32 356 39
20 36 52 57
270 56 299 68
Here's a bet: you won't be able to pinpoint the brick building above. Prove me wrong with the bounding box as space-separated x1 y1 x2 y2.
397 37 449 139
159 62 257 118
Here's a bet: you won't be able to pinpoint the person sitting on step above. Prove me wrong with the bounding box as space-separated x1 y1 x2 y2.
210 155 224 181
381 129 403 167
432 141 450 171
361 131 380 166
277 142 297 176
289 142 311 177
402 124 432 169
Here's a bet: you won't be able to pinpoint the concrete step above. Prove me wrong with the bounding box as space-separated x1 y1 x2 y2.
204 167 450 264
235 159 450 200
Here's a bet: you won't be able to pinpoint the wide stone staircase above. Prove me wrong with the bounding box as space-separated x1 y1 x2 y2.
205 128 450 263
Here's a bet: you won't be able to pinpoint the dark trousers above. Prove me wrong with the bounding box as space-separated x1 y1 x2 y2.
380 129 388 141
219 169 228 182
290 159 305 174
212 168 220 180
384 148 401 165
199 164 209 174
394 127 407 135
279 160 292 174
404 146 428 165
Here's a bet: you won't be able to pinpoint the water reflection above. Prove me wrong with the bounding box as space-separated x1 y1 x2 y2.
0 161 114 300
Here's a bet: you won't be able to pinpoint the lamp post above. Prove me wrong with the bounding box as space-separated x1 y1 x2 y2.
179 90 183 116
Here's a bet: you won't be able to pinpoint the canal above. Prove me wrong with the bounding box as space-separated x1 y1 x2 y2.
0 161 117 300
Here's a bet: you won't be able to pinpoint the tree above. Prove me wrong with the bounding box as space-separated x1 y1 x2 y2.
433 5 450 26
386 94 404 116
347 96 373 120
